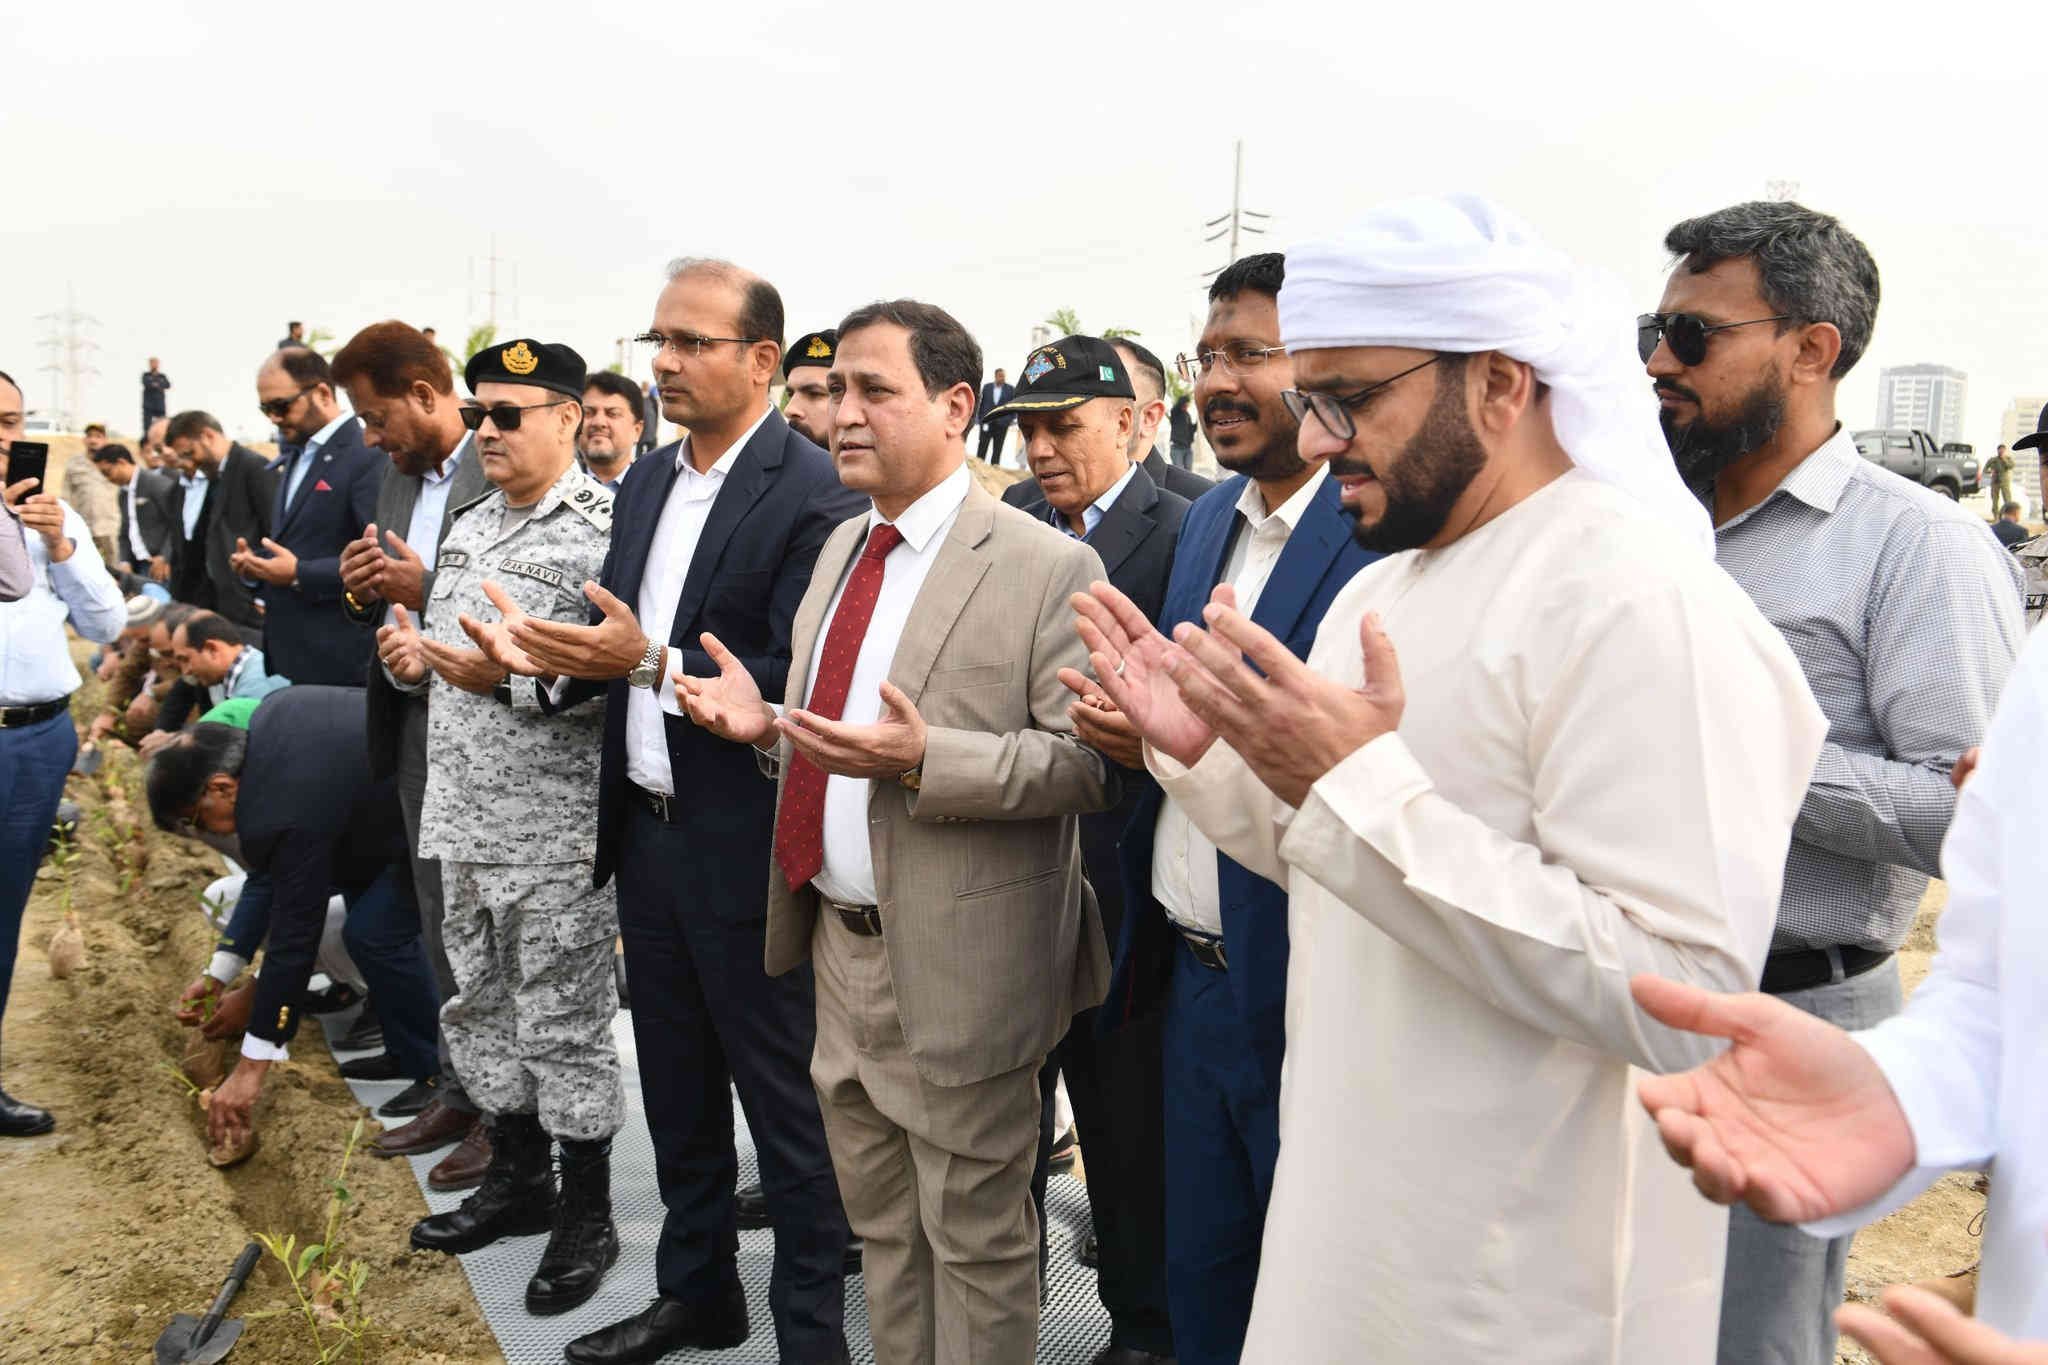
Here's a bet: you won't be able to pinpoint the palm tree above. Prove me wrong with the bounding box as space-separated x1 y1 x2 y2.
1043 307 1139 341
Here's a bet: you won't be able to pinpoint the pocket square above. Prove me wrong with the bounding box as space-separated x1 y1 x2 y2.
314 479 333 491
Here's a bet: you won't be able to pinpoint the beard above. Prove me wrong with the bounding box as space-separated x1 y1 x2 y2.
1204 397 1306 482
1336 367 1487 554
1659 370 1787 487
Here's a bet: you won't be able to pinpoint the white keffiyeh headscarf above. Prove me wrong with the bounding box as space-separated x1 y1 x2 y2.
1277 194 1713 557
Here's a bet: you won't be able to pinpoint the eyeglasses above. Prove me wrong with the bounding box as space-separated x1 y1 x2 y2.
1636 313 1793 367
634 330 760 358
458 399 576 432
257 383 321 420
1174 342 1288 382
1281 354 1445 442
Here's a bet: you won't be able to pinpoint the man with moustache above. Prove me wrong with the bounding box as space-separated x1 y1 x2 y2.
675 299 1115 1364
235 346 384 686
1076 196 1825 1363
1005 339 1212 511
1643 201 2024 1365
463 259 862 1365
1070 252 1377 1365
992 336 1189 1365
782 330 837 448
579 371 645 491
333 320 494 1176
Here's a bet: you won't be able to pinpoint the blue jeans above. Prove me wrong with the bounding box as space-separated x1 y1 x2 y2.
1717 958 1905 1365
1 711 78 1042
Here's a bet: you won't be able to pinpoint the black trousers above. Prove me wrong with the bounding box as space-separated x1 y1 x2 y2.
615 803 850 1360
976 420 1013 466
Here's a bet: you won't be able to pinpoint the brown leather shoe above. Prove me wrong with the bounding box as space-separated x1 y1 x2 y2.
371 1098 474 1159
428 1116 492 1191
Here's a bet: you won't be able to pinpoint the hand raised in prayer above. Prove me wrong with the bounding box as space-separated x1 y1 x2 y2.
375 528 428 611
503 580 649 681
1160 585 1403 807
1057 667 1145 769
457 581 545 678
375 604 431 686
1837 1285 2048 1364
339 525 387 604
231 536 297 586
420 635 508 697
675 633 776 747
1070 580 1214 768
780 681 927 780
1629 974 1915 1224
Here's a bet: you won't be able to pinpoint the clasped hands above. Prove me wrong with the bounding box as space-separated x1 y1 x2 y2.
674 632 926 779
1069 579 1405 807
376 603 506 696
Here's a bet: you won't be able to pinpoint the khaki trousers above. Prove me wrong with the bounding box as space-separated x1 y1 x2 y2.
810 913 1043 1365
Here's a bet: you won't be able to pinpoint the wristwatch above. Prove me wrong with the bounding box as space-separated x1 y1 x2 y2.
898 762 924 791
626 638 665 690
492 679 513 706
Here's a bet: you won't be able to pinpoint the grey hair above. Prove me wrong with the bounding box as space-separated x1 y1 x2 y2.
1663 201 1880 379
663 257 785 356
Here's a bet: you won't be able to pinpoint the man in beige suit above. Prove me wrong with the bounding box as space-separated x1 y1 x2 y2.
677 298 1115 1364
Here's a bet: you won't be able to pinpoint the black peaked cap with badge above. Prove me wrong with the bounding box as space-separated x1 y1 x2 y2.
464 338 587 398
785 329 838 377
984 334 1134 421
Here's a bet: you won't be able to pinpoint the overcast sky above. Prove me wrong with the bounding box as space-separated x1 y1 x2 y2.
5 0 2041 448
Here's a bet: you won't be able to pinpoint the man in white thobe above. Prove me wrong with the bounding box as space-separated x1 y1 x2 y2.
1636 623 2048 1363
1074 195 1827 1364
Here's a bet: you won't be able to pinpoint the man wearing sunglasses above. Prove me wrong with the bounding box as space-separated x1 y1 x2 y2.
233 346 383 687
1076 196 1826 1364
1644 201 2026 1365
382 339 628 1326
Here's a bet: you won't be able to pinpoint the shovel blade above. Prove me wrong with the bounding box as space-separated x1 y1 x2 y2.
152 1312 246 1365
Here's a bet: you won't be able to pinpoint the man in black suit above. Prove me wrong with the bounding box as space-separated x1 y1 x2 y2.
990 336 1188 1365
91 442 177 588
1003 340 1213 515
143 686 440 1159
232 347 383 686
975 367 1016 466
466 259 864 1365
333 321 494 1171
165 411 276 635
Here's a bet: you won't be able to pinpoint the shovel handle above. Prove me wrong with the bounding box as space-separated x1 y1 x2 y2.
193 1242 262 1343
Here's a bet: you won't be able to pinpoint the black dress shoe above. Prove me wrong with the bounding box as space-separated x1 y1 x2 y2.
1076 1231 1100 1268
0 1088 55 1137
563 1286 750 1364
338 1052 403 1081
734 1178 770 1230
336 1008 383 1053
378 1074 443 1117
1091 1348 1177 1365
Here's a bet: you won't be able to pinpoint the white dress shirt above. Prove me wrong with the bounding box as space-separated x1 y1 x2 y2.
627 405 774 794
406 433 473 571
1151 466 1327 937
179 472 210 541
1149 472 1826 1363
0 503 127 704
282 411 351 511
1804 624 2048 1342
1049 460 1139 540
805 462 972 905
123 478 150 561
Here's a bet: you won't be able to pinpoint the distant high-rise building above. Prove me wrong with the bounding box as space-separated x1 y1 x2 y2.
1877 363 1968 445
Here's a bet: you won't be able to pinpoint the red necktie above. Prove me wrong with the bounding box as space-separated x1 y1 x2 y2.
775 521 905 890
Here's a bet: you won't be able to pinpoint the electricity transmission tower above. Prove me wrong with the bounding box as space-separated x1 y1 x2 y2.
1203 140 1270 277
469 236 517 330
38 289 99 431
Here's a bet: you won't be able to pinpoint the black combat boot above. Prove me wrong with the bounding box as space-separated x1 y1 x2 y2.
526 1137 620 1315
409 1111 554 1253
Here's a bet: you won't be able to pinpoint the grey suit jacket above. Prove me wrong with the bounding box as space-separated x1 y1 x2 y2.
764 478 1116 1086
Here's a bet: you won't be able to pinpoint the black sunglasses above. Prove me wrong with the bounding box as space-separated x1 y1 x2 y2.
1636 312 1792 366
459 399 575 432
257 382 321 420
1280 354 1444 442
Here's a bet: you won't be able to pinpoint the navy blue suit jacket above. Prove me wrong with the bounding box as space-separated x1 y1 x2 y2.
1103 473 1378 1081
556 409 866 895
261 417 382 686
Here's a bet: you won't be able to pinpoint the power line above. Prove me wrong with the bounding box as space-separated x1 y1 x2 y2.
1202 140 1270 278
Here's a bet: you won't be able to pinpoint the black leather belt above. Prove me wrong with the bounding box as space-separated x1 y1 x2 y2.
627 781 684 824
826 899 883 937
0 695 70 729
1176 926 1228 971
1761 945 1892 995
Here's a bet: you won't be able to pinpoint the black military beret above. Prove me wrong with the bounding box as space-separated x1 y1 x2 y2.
784 329 838 378
465 338 587 399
